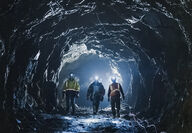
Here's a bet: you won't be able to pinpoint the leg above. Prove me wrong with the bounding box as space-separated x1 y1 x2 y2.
66 95 70 113
116 97 121 117
111 97 116 118
93 96 100 114
95 100 100 114
93 99 96 115
71 96 75 114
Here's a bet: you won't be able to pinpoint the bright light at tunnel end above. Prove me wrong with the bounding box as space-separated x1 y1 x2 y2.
95 76 99 81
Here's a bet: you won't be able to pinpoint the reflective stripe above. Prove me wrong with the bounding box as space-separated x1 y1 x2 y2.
66 81 68 88
64 89 79 91
110 85 113 91
110 83 120 96
64 80 79 91
75 81 77 89
110 83 120 91
111 89 120 94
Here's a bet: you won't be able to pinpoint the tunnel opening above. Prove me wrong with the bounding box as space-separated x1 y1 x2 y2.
58 43 133 108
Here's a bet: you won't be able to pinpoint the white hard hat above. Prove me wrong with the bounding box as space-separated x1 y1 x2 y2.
111 76 116 82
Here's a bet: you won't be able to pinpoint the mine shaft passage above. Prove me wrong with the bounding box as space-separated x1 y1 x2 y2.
0 0 192 133
58 44 133 108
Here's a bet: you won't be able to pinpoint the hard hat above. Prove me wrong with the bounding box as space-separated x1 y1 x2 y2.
69 73 74 78
111 76 116 83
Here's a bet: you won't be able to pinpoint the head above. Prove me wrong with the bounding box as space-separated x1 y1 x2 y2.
111 76 116 83
69 73 75 80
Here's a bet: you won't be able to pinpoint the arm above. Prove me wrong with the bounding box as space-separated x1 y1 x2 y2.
63 81 68 91
87 84 92 100
75 81 80 92
75 81 80 97
62 81 67 98
119 84 125 100
99 84 105 101
108 86 111 101
101 84 105 96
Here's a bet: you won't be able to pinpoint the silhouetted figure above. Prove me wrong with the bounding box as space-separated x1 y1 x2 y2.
108 77 124 118
63 73 80 115
87 76 105 115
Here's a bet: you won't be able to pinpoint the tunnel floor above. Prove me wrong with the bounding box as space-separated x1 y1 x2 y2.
21 108 157 133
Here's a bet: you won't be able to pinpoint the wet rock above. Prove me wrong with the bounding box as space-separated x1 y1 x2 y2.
15 108 159 132
0 111 18 133
0 39 5 57
0 0 192 132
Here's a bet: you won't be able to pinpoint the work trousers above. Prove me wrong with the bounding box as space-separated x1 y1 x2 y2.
66 91 76 114
92 94 101 114
111 96 120 117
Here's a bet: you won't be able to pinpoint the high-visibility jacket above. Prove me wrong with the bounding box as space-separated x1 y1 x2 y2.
108 83 124 98
63 79 80 92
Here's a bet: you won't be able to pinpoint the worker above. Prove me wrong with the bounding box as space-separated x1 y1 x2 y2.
87 76 105 115
108 76 124 118
63 73 80 115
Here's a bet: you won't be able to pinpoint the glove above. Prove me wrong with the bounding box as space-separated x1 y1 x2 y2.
62 91 65 98
76 93 79 98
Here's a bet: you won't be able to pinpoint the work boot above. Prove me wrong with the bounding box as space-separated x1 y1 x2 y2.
93 112 97 115
93 104 97 115
112 111 116 118
65 109 69 115
71 107 75 115
117 110 120 118
71 111 75 115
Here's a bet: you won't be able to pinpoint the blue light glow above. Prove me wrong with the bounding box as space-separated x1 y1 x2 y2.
58 44 132 108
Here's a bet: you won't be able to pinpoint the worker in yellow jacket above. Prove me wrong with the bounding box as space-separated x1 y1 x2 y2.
63 73 80 115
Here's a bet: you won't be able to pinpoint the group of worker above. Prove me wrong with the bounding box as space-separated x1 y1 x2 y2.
63 73 124 118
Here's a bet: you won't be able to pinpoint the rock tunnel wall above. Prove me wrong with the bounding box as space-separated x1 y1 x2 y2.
0 0 192 132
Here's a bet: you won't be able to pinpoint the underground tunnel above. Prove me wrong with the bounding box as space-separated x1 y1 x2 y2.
0 0 192 132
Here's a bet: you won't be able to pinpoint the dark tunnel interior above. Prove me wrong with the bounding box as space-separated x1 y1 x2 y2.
0 0 192 132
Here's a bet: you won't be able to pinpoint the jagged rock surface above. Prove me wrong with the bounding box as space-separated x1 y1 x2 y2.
0 0 192 132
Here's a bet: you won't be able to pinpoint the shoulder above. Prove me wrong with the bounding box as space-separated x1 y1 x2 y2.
65 79 69 82
99 82 104 86
118 83 121 86
89 82 94 87
74 79 79 83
